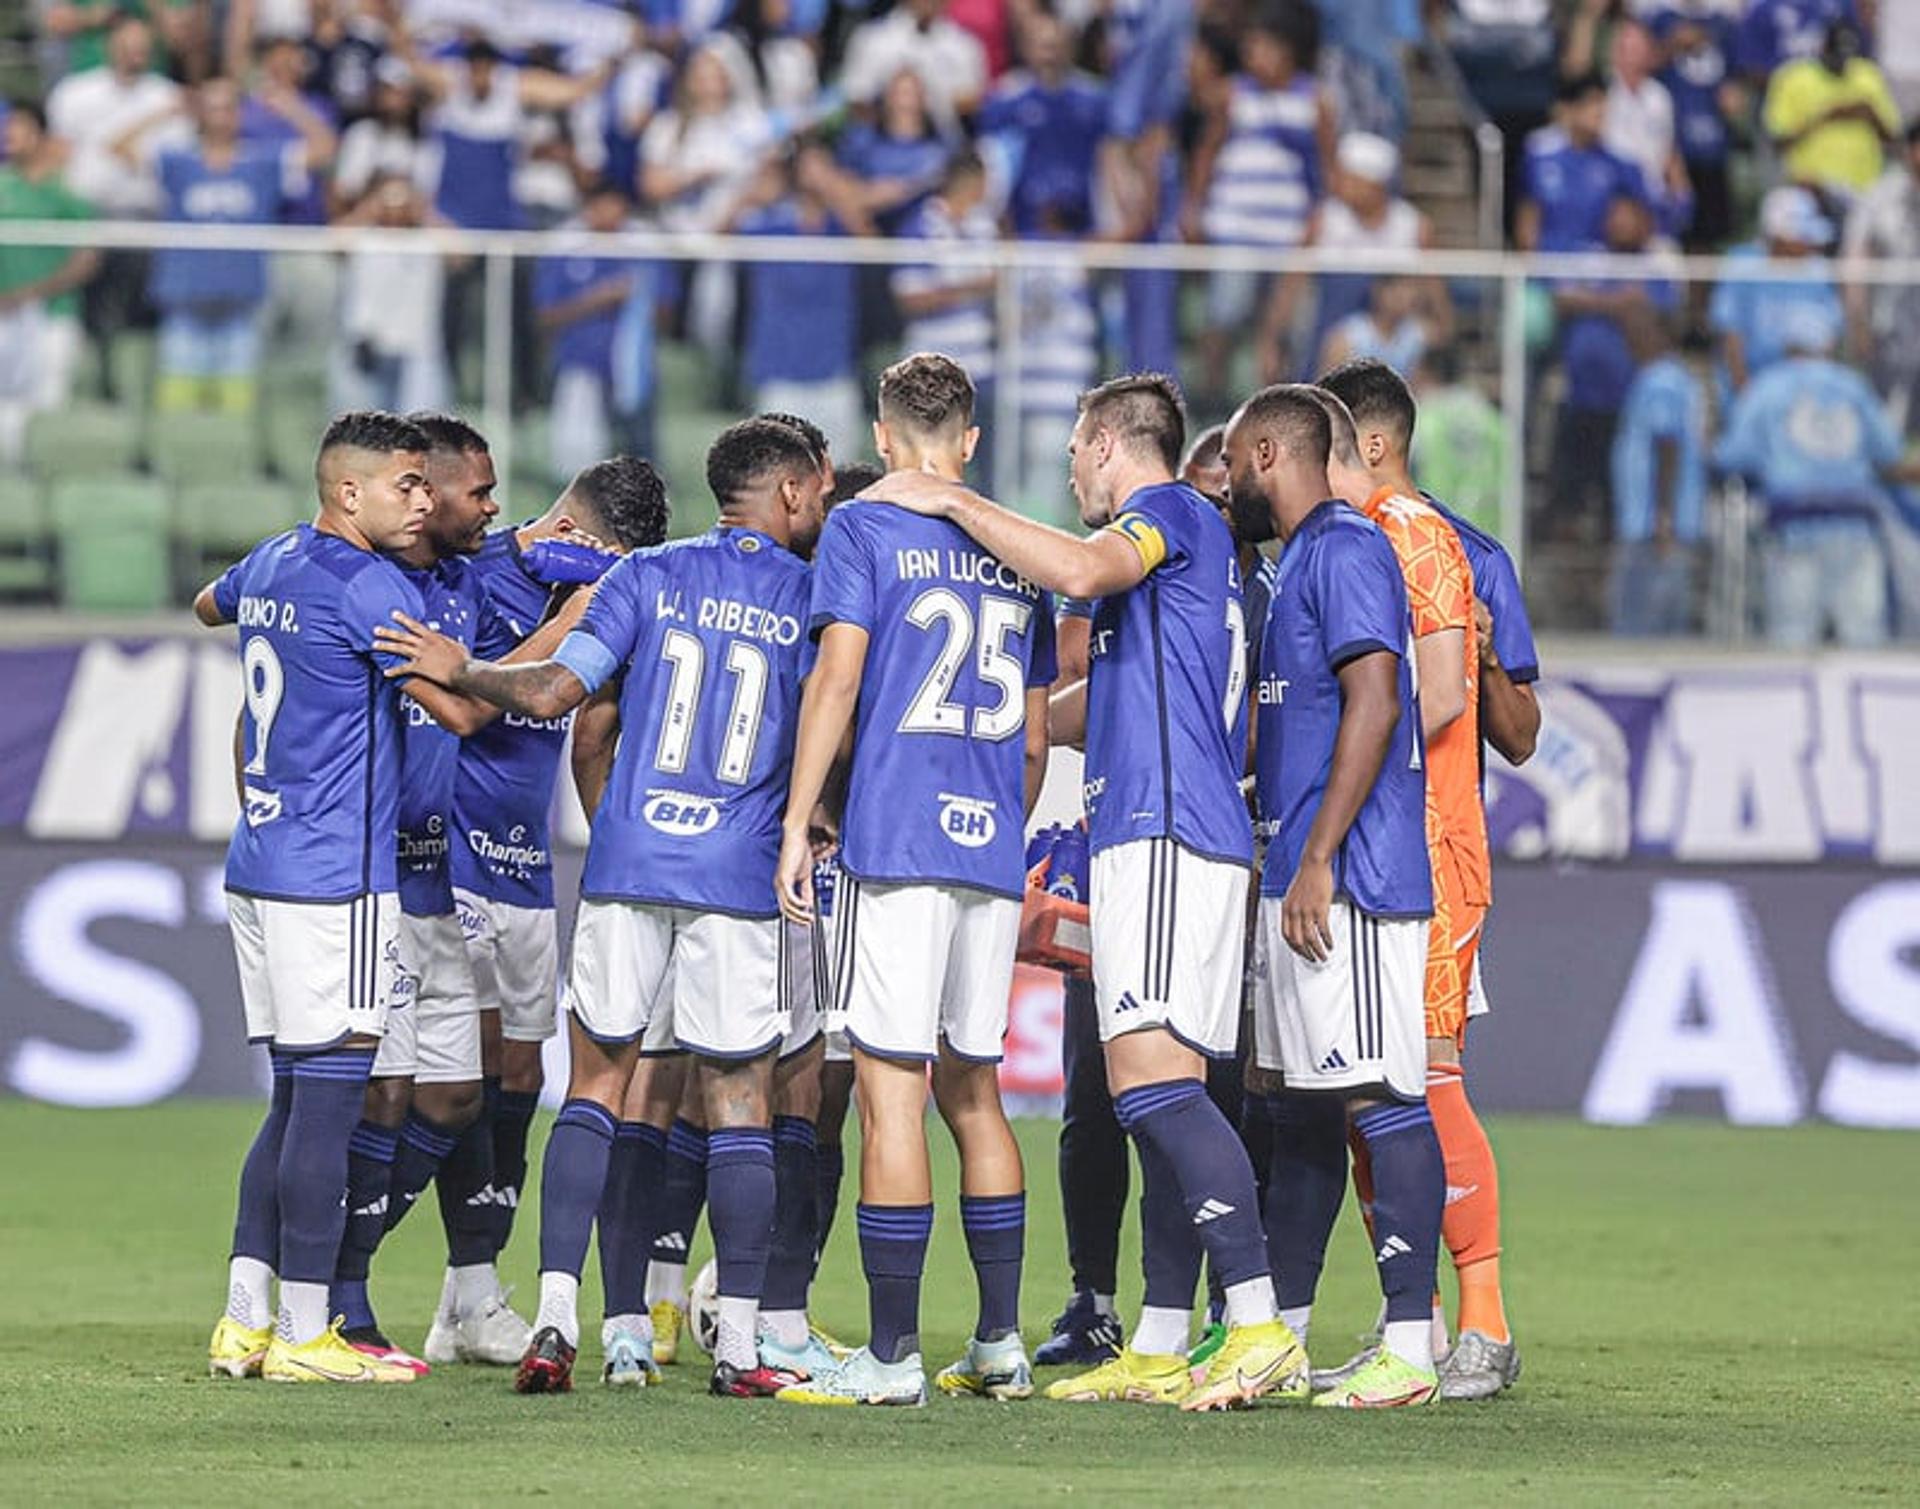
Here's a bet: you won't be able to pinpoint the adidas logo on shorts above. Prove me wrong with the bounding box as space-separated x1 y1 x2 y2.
1192 1199 1237 1225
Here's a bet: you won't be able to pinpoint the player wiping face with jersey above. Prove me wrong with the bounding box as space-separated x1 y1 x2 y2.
771 353 1054 1411
859 372 1305 1414
195 409 433 1385
374 417 827 1398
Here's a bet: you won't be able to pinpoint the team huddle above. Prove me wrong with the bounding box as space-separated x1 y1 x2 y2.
198 346 1540 1412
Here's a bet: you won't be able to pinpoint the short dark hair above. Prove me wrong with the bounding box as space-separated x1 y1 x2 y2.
1319 356 1416 453
8 98 47 132
759 410 831 467
404 410 489 457
318 409 430 464
827 461 883 509
1303 386 1364 471
1558 70 1605 105
1234 384 1331 468
878 352 975 434
570 455 669 550
944 146 987 186
1182 423 1226 475
706 418 819 511
1248 0 1319 71
1079 372 1186 471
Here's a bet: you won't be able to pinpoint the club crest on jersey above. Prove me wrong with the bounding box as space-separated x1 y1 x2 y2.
242 785 282 827
643 789 722 835
938 793 997 848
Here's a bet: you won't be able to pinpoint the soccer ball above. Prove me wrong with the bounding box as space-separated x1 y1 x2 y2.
690 1258 720 1358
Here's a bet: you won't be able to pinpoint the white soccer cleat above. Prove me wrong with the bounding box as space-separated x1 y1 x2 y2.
452 1290 534 1366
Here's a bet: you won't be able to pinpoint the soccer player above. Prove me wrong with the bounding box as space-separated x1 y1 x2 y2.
772 354 1053 1409
1320 359 1523 1398
1225 382 1447 1409
862 372 1304 1413
426 453 670 1367
198 410 432 1384
376 418 827 1398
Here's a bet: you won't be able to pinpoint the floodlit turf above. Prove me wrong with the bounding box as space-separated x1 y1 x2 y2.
2 1104 1916 1505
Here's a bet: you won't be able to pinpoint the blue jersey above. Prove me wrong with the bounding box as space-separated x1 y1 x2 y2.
1613 356 1709 543
1084 482 1252 867
1427 497 1539 685
151 144 290 310
554 528 813 918
809 500 1057 899
213 525 423 902
1713 355 1902 519
450 530 567 909
1256 501 1428 918
978 68 1109 235
398 557 518 917
1522 127 1649 252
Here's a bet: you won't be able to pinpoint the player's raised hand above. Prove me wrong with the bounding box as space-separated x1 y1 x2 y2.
373 611 466 687
863 468 969 518
775 823 816 926
1280 855 1335 963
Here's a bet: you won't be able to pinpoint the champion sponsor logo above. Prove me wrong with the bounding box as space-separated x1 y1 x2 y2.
642 790 722 836
938 793 996 848
242 785 282 827
399 815 450 863
1192 1198 1237 1225
467 823 550 872
1376 1234 1412 1262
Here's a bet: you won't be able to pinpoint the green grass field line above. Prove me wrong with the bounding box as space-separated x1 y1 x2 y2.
2 1104 1916 1505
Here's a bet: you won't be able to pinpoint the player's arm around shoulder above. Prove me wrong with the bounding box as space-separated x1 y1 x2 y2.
863 470 1151 602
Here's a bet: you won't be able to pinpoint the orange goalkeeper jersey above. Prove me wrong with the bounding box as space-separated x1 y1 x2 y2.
1362 488 1491 908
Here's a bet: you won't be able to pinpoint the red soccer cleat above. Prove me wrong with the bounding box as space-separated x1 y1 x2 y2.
514 1327 577 1394
709 1359 803 1398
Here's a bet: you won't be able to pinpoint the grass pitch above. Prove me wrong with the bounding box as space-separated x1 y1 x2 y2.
2 1103 1915 1505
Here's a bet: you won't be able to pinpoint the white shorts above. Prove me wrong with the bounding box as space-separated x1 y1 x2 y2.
1091 838 1250 1058
830 876 1020 1062
566 899 793 1060
227 891 403 1051
1252 896 1428 1100
453 888 559 1043
375 910 484 1083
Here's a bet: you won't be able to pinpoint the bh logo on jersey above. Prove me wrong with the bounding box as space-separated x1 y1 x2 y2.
938 794 997 849
643 789 721 836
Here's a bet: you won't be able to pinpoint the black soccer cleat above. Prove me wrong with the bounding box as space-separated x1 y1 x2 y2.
709 1358 803 1398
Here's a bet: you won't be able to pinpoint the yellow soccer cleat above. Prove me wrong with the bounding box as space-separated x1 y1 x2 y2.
208 1315 271 1379
261 1320 420 1383
1043 1346 1193 1405
650 1300 685 1366
1312 1347 1438 1409
1181 1319 1309 1412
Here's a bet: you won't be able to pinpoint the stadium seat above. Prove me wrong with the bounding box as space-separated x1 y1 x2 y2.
24 403 142 479
106 331 155 414
0 475 52 596
147 411 266 485
49 475 172 611
659 407 727 538
175 477 303 588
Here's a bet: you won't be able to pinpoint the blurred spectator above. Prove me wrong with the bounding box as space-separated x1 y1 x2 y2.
1764 18 1900 197
1547 194 1678 539
1734 0 1858 82
840 0 989 126
892 150 999 478
713 0 824 120
1715 323 1920 647
1412 345 1507 538
1014 258 1100 526
330 171 450 415
238 32 338 223
1185 1 1332 402
513 46 596 231
1842 119 1920 429
1517 71 1651 251
1260 130 1437 384
224 0 315 75
1709 184 1844 392
1442 0 1561 239
331 57 435 214
1645 1 1744 250
949 0 1016 79
1308 0 1422 140
1609 307 1708 635
0 102 100 463
837 68 953 234
1884 2 1920 122
137 77 303 412
572 43 673 203
298 5 386 124
1598 18 1691 233
1097 0 1194 374
725 142 873 458
1317 272 1447 376
39 0 206 82
978 10 1107 237
534 181 656 480
47 14 183 215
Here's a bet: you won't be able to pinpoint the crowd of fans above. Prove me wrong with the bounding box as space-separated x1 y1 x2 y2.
0 0 1918 642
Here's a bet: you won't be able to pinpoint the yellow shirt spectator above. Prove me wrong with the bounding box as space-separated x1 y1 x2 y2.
1765 56 1902 193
